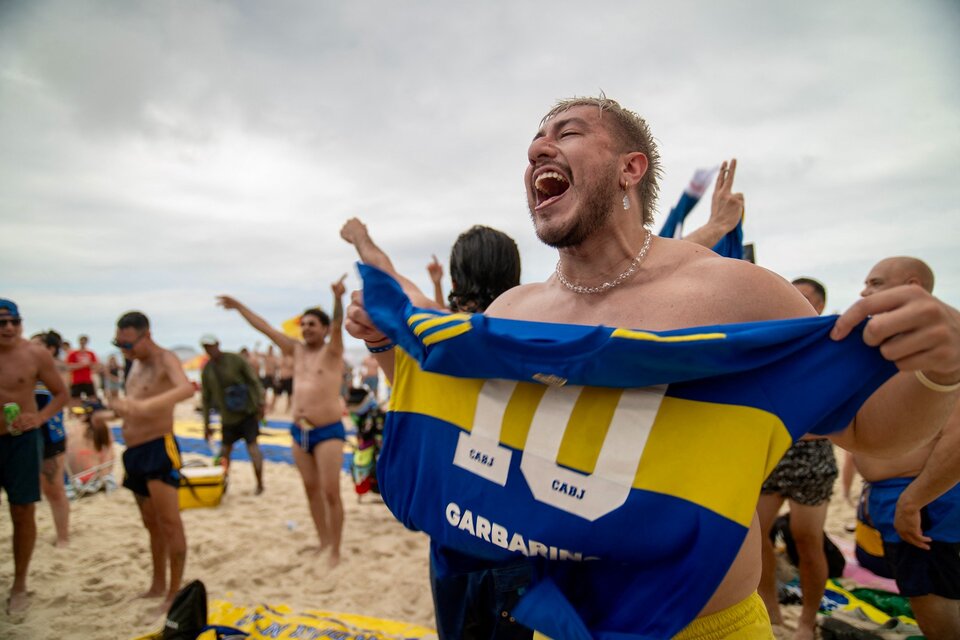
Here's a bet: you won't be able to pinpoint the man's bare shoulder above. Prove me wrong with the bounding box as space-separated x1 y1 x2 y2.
484 283 551 319
1 339 42 371
486 240 815 327
656 241 815 323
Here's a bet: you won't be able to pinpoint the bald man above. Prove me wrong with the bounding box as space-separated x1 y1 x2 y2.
854 257 959 640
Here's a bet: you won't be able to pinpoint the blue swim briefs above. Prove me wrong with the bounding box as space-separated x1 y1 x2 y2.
290 419 345 454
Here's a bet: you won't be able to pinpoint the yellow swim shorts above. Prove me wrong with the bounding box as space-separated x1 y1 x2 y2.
532 592 773 640
672 592 774 640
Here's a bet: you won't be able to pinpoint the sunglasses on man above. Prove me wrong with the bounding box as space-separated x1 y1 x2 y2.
0 318 22 328
112 334 145 350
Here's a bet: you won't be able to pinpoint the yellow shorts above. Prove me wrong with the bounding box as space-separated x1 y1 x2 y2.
532 592 773 640
673 592 773 640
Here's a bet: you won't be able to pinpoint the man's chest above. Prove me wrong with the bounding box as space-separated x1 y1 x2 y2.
126 365 169 398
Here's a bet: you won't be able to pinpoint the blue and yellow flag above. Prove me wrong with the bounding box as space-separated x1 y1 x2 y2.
359 264 896 639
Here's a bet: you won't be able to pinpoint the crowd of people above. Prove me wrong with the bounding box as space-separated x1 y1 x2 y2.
2 95 958 639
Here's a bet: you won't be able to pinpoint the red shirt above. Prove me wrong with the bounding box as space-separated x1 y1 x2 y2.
67 349 98 385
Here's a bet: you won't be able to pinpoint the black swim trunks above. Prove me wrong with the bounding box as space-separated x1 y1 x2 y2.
0 430 43 505
70 381 97 398
122 434 182 497
41 421 67 459
277 377 293 396
222 413 260 446
761 439 837 506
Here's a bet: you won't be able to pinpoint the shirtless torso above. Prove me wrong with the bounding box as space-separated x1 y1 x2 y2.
0 340 66 436
291 341 344 427
262 348 279 378
118 347 191 447
279 353 295 381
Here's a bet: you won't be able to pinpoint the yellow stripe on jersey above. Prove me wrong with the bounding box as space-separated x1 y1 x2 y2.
391 350 485 432
612 328 727 343
408 313 474 346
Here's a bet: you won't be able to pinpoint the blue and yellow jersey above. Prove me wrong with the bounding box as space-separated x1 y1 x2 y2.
359 264 897 639
34 381 65 440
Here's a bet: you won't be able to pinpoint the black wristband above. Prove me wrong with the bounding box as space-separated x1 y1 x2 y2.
366 342 395 354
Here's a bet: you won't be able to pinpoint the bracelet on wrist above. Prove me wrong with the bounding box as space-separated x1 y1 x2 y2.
915 370 960 393
366 341 395 354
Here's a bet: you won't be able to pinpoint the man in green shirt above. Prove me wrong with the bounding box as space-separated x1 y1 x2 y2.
200 334 265 494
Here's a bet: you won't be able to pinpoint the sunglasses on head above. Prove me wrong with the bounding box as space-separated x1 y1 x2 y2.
0 318 22 328
112 334 145 350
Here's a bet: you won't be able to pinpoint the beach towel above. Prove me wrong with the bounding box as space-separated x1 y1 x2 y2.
199 601 436 639
359 264 898 640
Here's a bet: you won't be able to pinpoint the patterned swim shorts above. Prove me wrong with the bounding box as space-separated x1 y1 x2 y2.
761 439 837 506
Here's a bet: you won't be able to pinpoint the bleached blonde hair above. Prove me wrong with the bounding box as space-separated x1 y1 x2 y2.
542 95 662 225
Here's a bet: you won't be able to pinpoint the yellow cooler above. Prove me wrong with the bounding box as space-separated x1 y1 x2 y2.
178 465 226 509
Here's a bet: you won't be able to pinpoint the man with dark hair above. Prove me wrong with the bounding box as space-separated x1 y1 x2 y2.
448 226 521 313
853 257 959 640
791 278 827 313
758 277 835 640
66 334 99 405
200 334 265 494
340 218 523 314
217 278 348 567
1 300 68 615
346 97 960 638
92 310 194 614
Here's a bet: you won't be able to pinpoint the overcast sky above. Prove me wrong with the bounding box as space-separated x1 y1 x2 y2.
2 1 958 363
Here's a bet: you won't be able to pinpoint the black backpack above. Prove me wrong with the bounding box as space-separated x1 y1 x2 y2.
770 514 846 578
162 580 208 640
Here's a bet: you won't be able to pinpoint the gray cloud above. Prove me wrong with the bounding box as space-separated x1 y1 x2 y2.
2 0 958 360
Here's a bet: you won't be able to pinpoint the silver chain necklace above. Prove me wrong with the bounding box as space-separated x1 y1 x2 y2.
555 231 653 295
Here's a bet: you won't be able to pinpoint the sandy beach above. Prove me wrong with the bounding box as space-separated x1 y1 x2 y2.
0 402 435 640
0 400 867 640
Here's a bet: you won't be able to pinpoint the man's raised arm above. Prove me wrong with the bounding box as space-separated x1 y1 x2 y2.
327 275 347 356
682 158 745 250
217 295 297 356
346 290 395 383
341 217 442 310
427 255 446 308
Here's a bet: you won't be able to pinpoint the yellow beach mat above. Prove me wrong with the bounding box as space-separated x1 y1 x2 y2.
200 600 437 639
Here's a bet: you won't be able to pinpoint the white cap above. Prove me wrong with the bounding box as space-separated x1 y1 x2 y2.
199 333 219 346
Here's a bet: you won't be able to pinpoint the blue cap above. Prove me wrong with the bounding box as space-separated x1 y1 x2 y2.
0 299 19 319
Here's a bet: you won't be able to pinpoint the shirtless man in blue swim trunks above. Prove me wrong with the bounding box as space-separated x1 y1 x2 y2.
346 98 960 639
0 299 68 615
92 311 194 615
853 257 960 640
218 275 348 567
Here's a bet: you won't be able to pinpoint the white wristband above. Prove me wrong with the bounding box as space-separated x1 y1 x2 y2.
915 370 960 393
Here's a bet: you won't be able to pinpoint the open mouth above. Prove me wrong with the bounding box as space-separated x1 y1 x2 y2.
534 171 570 208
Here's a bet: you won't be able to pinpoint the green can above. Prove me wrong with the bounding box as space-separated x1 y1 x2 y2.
3 402 21 436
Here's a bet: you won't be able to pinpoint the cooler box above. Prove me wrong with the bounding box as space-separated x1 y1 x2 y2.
178 465 226 510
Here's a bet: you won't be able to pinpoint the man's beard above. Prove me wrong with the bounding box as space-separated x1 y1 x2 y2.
529 170 618 249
